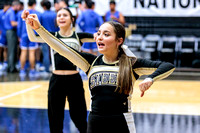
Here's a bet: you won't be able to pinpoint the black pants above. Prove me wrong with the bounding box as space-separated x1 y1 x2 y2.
48 73 87 133
87 112 130 133
6 29 18 72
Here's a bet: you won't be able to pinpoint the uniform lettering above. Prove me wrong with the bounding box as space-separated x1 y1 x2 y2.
110 73 117 85
89 72 118 89
102 73 109 85
67 43 80 50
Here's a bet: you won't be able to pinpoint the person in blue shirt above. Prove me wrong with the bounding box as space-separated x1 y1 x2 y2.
17 1 24 39
4 0 20 73
18 0 41 78
76 1 103 55
104 0 125 25
40 0 59 75
15 1 24 71
0 2 10 72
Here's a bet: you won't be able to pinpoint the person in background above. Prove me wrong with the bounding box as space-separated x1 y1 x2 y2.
17 1 24 38
24 11 175 132
18 0 41 78
74 0 85 33
58 0 68 8
16 1 24 71
0 2 11 72
4 0 20 73
104 0 125 25
40 0 59 76
22 8 95 133
19 1 24 11
76 0 85 14
54 1 60 12
76 0 103 55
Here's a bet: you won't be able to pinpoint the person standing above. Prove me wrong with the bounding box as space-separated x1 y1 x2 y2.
22 8 95 133
76 0 103 55
16 1 24 71
18 0 41 78
0 2 10 72
4 0 20 73
40 0 59 75
58 0 68 8
104 0 125 25
17 1 24 38
54 1 60 12
24 12 175 132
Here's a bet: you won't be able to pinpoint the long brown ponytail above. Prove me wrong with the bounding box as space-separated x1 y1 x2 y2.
118 49 132 95
106 21 136 95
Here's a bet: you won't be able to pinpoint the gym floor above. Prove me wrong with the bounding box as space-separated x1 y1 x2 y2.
0 70 200 133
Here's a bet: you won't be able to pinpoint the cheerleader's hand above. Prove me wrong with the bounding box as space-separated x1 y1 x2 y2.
21 10 29 20
26 14 41 30
139 78 153 97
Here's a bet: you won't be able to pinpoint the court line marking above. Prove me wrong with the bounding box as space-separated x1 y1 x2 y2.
0 85 41 101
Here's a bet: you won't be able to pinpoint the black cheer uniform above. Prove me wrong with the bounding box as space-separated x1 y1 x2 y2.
26 24 94 133
35 26 175 133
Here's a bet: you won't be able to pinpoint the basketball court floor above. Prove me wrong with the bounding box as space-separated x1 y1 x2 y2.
0 71 200 133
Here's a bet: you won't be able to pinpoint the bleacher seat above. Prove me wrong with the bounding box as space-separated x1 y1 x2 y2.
193 38 200 67
126 34 144 58
178 36 197 67
141 34 161 60
195 38 200 53
125 16 200 67
157 36 179 66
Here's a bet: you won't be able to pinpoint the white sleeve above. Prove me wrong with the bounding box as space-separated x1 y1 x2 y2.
35 26 90 72
26 23 45 43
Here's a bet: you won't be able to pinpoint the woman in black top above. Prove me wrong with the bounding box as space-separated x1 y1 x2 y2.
23 12 175 133
23 8 94 133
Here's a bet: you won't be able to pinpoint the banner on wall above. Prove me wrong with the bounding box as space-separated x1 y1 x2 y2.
94 0 200 17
